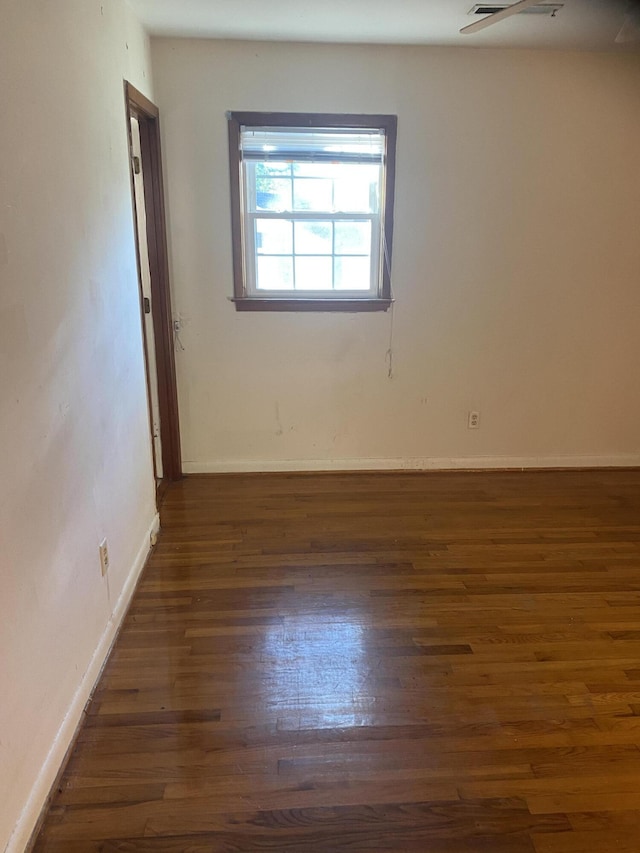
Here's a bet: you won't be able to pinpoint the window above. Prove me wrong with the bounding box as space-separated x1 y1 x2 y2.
228 112 397 311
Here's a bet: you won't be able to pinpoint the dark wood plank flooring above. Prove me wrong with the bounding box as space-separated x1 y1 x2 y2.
33 470 640 851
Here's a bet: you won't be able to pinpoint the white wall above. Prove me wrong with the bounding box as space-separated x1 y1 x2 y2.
0 2 157 849
153 39 640 472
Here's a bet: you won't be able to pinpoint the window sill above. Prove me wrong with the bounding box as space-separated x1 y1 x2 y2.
231 297 393 313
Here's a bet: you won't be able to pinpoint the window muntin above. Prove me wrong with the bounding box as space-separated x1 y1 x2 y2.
228 114 396 310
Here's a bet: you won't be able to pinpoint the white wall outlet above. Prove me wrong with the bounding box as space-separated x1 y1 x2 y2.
468 410 480 429
99 539 109 576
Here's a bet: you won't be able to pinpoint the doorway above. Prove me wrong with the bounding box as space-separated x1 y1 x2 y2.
125 83 181 495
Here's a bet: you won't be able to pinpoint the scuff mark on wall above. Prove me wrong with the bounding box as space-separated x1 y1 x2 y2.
275 402 283 436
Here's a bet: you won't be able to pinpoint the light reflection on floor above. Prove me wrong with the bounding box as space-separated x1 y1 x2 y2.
259 615 376 729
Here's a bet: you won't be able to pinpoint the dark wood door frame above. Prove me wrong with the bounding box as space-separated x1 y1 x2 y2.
125 81 182 484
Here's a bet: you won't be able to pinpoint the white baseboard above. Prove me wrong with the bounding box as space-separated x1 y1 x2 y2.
183 454 640 474
7 512 160 853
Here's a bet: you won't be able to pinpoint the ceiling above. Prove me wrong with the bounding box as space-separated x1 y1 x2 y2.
128 0 640 50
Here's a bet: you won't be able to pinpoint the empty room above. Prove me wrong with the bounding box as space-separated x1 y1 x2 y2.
2 0 640 850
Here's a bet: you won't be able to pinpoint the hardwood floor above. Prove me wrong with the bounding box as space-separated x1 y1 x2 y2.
33 469 640 852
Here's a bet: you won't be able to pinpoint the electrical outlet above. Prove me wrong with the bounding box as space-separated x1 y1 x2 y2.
468 410 480 429
99 539 109 576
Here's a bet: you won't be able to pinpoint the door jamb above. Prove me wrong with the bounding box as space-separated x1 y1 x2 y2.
125 81 182 483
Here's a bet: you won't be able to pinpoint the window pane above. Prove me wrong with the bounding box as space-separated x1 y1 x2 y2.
256 161 291 177
256 256 294 290
334 221 371 255
294 221 332 255
256 178 292 211
293 163 341 179
334 256 371 291
293 179 333 211
333 165 380 213
256 219 293 255
295 257 333 290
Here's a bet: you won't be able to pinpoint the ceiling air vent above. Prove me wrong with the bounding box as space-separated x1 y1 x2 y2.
469 3 563 15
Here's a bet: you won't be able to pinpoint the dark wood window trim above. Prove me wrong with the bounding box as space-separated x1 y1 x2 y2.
125 82 182 482
231 298 393 313
228 112 397 313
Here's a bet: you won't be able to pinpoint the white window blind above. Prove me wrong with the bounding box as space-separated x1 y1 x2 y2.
240 126 386 164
